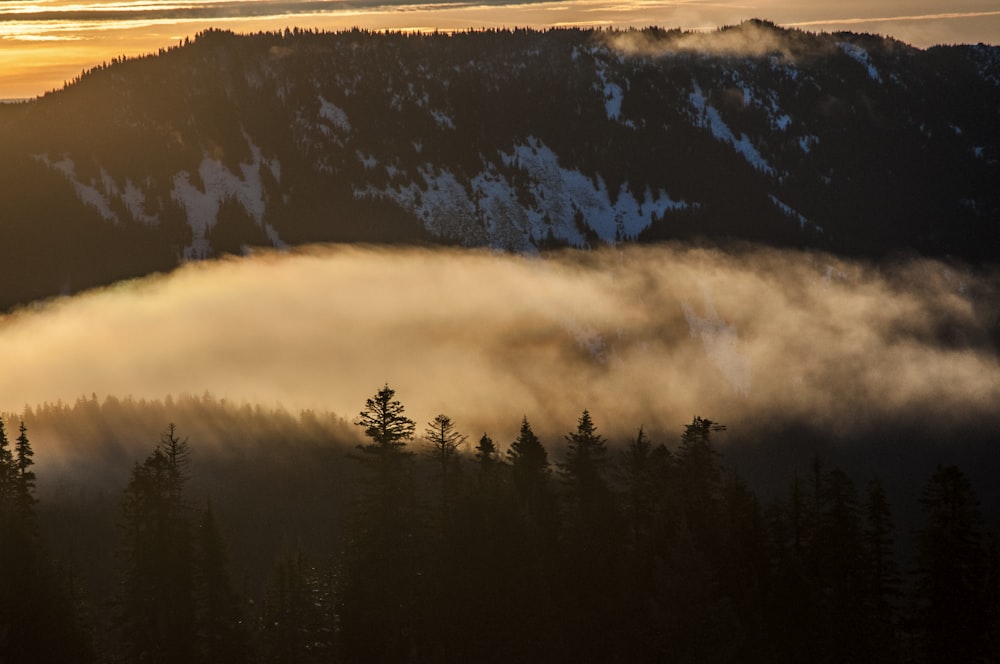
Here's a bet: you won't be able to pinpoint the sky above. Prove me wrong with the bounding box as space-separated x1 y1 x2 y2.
0 0 998 99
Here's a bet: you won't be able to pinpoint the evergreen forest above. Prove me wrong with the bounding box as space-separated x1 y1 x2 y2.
1 385 997 663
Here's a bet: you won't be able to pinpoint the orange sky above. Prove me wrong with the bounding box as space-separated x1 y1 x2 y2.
1 0 999 99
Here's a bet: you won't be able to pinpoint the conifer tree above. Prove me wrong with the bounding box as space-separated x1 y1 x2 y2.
474 433 502 477
913 464 989 662
261 554 335 664
0 417 94 664
0 417 13 508
675 416 725 552
193 501 247 664
862 477 900 659
355 383 415 454
424 414 466 469
506 416 551 521
13 422 37 518
423 413 466 516
116 425 196 664
556 411 622 662
815 467 865 662
339 385 422 662
557 410 610 519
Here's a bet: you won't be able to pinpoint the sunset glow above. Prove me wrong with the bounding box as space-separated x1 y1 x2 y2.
2 0 998 99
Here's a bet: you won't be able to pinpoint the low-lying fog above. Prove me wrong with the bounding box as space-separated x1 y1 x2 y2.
2 243 998 452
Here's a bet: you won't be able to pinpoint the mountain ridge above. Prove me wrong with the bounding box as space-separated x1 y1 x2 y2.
0 20 997 310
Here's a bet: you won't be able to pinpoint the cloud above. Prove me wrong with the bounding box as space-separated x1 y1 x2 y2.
2 244 998 451
786 10 1000 29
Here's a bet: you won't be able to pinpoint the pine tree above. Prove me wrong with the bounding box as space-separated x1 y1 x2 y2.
261 554 336 664
13 422 37 518
0 417 94 664
423 413 466 517
424 414 466 468
557 410 610 519
116 426 196 664
0 417 14 508
913 464 989 662
618 426 659 547
192 501 247 664
355 383 415 454
339 385 422 662
814 467 865 662
506 416 552 522
474 433 502 481
862 477 900 659
675 416 725 552
556 411 621 662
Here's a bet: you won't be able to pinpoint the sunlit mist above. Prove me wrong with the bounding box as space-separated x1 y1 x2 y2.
1 0 998 98
3 244 997 446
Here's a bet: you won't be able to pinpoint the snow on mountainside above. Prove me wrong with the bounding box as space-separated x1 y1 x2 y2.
356 137 690 250
0 21 998 309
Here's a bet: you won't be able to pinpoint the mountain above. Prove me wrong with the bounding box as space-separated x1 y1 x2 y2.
0 20 997 310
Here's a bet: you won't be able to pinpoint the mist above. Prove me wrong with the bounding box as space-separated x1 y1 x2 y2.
2 243 997 455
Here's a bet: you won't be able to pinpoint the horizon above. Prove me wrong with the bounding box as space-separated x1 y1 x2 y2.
1 0 999 99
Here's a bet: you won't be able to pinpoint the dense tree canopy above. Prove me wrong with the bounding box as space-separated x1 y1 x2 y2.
2 388 998 663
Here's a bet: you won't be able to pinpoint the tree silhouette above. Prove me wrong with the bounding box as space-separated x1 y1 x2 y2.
261 553 335 664
193 501 247 664
423 413 467 519
0 417 94 663
558 409 610 520
557 410 622 662
675 416 725 553
13 422 36 517
473 433 502 481
862 477 900 660
116 425 196 664
507 416 550 516
339 384 422 662
355 383 415 454
913 464 989 662
0 418 13 508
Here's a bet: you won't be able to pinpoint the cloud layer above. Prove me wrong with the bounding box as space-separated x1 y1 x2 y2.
3 244 998 447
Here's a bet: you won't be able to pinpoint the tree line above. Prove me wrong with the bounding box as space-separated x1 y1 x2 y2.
2 384 998 662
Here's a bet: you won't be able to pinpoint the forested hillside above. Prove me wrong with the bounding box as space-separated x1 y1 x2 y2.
0 22 997 310
1 386 998 662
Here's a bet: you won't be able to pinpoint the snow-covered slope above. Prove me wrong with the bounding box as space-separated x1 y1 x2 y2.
0 21 997 307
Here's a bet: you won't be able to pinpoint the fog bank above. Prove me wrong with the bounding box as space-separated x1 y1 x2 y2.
3 243 998 446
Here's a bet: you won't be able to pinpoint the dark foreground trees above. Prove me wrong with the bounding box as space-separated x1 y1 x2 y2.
115 424 246 664
0 418 92 664
912 464 992 662
10 386 1000 663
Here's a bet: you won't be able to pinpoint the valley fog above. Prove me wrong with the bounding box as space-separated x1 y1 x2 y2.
2 243 998 449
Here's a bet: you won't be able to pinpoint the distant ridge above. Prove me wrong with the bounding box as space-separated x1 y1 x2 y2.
0 21 997 309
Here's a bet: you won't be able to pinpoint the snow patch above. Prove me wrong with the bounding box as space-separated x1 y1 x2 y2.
170 136 277 259
34 154 119 223
431 109 455 130
318 96 351 133
689 82 774 175
122 179 158 225
799 135 820 153
356 151 378 171
838 42 882 83
356 137 690 250
769 194 808 229
594 57 625 122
